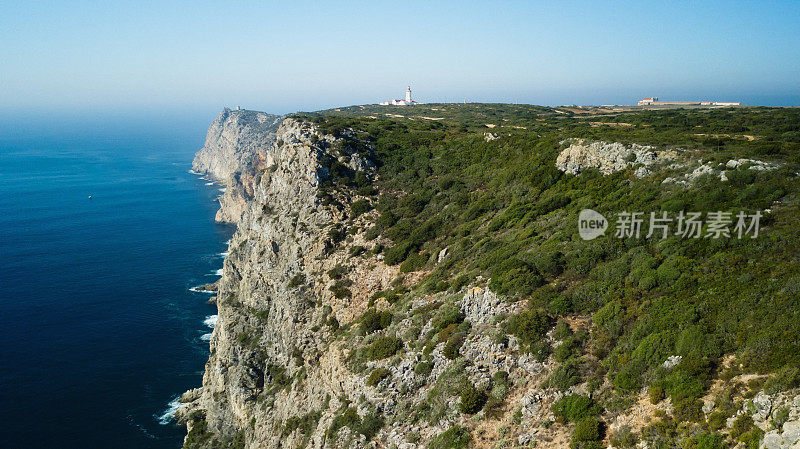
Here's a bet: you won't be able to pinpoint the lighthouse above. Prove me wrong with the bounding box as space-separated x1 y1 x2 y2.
379 85 420 105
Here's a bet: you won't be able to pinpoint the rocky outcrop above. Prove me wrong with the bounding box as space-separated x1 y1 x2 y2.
192 108 283 222
193 108 283 183
555 139 677 177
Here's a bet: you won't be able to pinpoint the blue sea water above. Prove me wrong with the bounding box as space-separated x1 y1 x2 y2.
0 112 231 448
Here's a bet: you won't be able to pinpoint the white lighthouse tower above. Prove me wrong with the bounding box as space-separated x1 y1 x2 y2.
380 85 420 105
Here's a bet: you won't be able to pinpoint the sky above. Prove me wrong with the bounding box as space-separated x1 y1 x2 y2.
1 0 799 116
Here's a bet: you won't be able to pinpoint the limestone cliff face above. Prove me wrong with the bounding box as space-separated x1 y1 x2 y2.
179 116 398 448
193 108 283 223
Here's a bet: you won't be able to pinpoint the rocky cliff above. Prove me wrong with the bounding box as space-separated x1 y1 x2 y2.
180 109 800 449
179 115 404 448
192 108 283 223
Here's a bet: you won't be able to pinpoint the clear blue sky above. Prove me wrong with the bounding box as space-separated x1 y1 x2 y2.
2 0 799 115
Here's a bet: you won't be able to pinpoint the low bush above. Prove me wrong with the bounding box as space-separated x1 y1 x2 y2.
552 394 602 423
443 334 464 360
459 381 487 414
507 308 553 346
367 336 403 360
648 385 665 404
571 417 604 449
366 367 390 386
414 360 434 376
360 309 392 334
609 425 638 448
350 199 372 217
548 358 582 390
428 425 471 449
400 251 429 272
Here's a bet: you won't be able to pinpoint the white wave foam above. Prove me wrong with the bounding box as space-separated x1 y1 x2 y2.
205 181 214 186
215 268 223 276
204 315 218 328
157 396 182 425
218 251 229 257
189 285 214 294
218 187 227 193
200 333 212 341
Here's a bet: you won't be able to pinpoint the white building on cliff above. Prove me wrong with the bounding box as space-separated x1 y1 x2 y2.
380 86 419 105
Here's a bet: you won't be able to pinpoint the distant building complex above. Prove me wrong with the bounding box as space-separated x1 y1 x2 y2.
380 86 419 106
638 97 740 106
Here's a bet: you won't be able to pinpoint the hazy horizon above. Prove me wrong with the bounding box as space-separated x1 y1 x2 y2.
2 1 799 115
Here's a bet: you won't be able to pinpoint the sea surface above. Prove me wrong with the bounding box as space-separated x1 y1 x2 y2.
0 112 231 448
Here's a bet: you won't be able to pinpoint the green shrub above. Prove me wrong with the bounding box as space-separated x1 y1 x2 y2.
414 360 434 376
431 304 465 331
384 242 412 265
327 264 349 279
529 339 552 361
571 417 604 449
694 433 725 449
443 332 465 360
328 227 346 244
507 309 553 345
764 366 800 394
648 385 666 404
552 394 602 423
489 258 543 297
360 309 392 334
428 425 471 449
328 407 359 437
366 367 391 386
401 251 429 272
554 337 580 362
772 406 790 430
357 411 384 440
730 414 755 440
554 320 573 340
549 358 582 390
672 398 703 423
707 411 727 431
459 381 487 414
367 336 403 360
491 371 510 399
282 410 322 438
609 425 638 448
328 407 384 441
350 199 372 217
329 282 352 299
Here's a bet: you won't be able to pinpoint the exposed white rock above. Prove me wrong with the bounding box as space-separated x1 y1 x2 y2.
662 355 683 369
555 139 676 177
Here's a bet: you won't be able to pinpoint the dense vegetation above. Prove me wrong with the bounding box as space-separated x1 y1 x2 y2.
292 104 800 447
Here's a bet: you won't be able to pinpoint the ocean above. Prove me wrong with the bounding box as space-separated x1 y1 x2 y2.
0 112 231 448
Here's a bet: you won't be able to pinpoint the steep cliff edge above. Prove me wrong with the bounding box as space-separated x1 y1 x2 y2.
192 108 283 223
179 116 401 448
